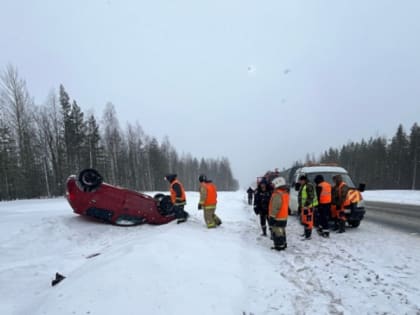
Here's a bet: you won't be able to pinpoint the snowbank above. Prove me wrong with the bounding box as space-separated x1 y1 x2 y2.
1 192 420 315
363 190 420 205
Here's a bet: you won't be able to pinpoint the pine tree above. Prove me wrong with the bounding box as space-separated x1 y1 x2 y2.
409 123 420 190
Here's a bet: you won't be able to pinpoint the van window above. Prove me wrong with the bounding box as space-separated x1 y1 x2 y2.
306 172 355 187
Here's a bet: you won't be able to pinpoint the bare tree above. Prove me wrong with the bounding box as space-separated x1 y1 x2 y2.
0 65 41 197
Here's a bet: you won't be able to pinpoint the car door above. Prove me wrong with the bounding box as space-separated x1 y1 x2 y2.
289 172 300 214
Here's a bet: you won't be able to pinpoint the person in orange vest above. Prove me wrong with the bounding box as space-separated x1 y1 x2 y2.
164 174 189 224
268 177 289 251
314 174 332 238
198 174 222 228
332 175 349 233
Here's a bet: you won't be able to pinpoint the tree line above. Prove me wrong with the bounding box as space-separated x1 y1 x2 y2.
0 65 239 200
298 123 420 190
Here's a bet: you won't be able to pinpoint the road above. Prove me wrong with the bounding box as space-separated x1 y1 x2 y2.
364 201 420 235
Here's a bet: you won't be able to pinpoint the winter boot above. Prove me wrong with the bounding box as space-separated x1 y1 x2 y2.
272 235 286 251
304 228 312 240
322 230 330 238
214 215 222 226
332 220 339 231
261 226 267 237
337 221 345 233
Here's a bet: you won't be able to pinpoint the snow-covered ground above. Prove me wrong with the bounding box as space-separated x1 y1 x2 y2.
363 190 420 205
1 192 420 315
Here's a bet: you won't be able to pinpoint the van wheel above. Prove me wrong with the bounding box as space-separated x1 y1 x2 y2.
349 220 360 228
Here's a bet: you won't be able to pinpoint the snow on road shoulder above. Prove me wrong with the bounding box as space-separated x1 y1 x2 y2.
1 192 420 315
363 190 420 205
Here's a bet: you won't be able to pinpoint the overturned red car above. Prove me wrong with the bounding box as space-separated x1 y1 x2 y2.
66 169 176 226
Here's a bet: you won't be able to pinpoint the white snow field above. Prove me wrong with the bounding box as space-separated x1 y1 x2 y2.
363 190 420 205
1 192 420 315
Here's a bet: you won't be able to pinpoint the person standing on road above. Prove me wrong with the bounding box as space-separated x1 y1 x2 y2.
314 174 332 238
198 175 222 228
253 179 272 236
298 175 318 240
165 174 189 224
247 187 255 205
332 175 349 234
268 177 289 250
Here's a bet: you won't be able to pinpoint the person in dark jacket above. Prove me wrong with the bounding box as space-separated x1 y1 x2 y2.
247 187 254 205
164 174 189 224
253 179 272 236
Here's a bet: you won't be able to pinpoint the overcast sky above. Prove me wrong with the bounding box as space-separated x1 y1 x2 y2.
1 0 420 187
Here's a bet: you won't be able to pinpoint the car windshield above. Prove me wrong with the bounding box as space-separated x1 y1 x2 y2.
306 172 355 188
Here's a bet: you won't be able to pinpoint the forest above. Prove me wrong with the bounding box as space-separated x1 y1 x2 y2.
300 123 420 190
0 65 239 200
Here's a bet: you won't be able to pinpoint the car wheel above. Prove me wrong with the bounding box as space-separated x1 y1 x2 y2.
349 220 360 228
153 193 166 201
78 169 103 192
154 194 174 216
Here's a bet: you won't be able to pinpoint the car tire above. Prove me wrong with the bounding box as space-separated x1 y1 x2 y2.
349 220 360 228
154 194 174 216
78 169 103 192
153 193 166 201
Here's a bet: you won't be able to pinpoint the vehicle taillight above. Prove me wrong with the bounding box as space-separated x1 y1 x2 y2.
67 191 76 202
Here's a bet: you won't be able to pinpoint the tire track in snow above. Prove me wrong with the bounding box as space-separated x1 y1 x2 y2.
238 206 345 315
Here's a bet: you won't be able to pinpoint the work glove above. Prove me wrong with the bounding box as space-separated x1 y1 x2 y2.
253 206 259 215
198 203 202 210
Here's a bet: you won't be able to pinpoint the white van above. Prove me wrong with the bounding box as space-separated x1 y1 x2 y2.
289 165 365 226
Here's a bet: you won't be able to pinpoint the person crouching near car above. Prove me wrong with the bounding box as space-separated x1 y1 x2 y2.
268 177 289 251
253 178 272 236
198 174 222 228
165 174 189 224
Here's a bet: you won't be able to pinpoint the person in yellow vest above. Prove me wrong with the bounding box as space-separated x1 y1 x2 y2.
198 174 222 228
298 175 318 240
164 174 189 224
314 174 332 238
268 177 289 251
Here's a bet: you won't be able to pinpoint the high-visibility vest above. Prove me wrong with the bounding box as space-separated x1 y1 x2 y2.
269 188 289 220
318 181 332 204
170 180 186 205
337 182 361 208
203 182 217 207
344 189 362 206
301 183 318 207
